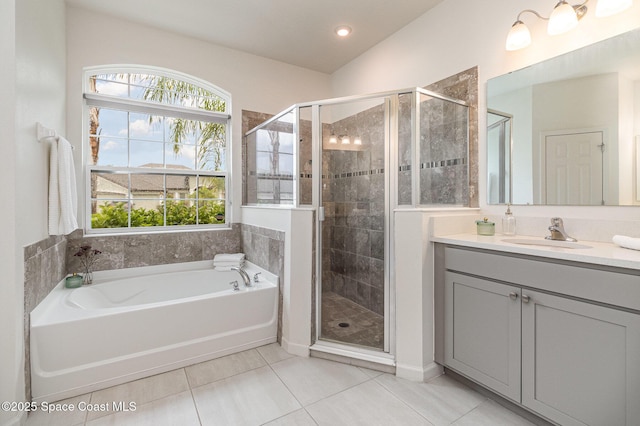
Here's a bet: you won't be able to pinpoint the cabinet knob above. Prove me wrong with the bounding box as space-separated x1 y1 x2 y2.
522 294 531 303
509 292 518 300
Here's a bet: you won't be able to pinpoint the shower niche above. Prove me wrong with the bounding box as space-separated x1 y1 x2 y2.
245 87 470 355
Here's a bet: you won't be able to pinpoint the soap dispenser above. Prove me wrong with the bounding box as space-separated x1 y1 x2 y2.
502 204 516 235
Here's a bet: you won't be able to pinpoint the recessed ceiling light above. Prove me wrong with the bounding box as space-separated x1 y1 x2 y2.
335 26 352 37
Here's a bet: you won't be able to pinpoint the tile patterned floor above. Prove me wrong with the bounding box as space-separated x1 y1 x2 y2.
25 344 535 426
320 291 384 350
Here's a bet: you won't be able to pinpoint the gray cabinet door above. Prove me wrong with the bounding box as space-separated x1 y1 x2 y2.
522 290 640 426
444 272 521 402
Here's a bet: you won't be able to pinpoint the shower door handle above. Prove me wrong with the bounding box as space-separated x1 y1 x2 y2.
318 207 325 221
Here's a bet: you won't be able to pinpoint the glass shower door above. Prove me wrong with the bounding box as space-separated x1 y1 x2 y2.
318 97 388 352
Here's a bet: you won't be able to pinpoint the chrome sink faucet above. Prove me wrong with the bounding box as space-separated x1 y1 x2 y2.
231 266 252 287
545 217 577 242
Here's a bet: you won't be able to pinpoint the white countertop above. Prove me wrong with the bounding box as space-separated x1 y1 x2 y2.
431 233 640 271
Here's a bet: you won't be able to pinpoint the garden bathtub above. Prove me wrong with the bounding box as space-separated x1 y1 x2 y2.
30 261 278 402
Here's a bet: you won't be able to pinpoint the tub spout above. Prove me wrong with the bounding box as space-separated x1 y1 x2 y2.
231 266 252 288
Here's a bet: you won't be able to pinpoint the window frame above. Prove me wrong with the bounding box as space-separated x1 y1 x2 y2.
82 65 232 234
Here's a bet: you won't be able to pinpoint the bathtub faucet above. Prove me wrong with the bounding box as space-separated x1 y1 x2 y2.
231 266 252 288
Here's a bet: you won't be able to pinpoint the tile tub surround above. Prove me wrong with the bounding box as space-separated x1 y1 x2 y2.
23 234 69 402
65 225 241 273
24 343 540 426
240 224 286 343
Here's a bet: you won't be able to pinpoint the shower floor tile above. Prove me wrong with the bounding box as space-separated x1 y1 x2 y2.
320 291 384 350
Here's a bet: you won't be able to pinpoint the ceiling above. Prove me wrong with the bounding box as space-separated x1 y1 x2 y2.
65 0 443 74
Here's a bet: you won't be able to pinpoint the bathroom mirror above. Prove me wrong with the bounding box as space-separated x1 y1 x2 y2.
487 28 640 206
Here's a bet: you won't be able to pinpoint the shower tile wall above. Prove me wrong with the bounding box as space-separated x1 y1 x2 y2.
322 104 385 316
418 95 469 205
298 115 313 205
424 66 479 207
397 67 478 207
398 93 413 205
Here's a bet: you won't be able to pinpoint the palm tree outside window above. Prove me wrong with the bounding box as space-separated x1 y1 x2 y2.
83 66 231 232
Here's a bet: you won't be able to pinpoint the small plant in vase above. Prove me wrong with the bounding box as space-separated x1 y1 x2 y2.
74 245 102 284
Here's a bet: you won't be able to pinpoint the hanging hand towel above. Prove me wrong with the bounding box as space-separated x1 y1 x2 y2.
48 137 78 235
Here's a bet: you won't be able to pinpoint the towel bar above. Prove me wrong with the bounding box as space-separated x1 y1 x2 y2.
37 122 75 150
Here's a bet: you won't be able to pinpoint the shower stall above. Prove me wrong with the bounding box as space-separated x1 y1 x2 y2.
244 88 469 359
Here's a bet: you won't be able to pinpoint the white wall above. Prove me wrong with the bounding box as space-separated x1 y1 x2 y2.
330 0 640 220
619 74 636 205
1 1 67 424
0 2 19 425
65 6 332 225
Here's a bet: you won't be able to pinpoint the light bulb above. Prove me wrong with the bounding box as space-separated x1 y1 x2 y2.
596 0 632 16
329 135 337 144
335 26 352 37
341 136 350 144
548 1 579 35
506 20 532 51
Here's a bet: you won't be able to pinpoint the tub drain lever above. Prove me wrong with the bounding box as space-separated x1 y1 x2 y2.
229 280 240 291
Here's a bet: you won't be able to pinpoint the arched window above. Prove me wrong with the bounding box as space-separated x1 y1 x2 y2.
83 66 231 232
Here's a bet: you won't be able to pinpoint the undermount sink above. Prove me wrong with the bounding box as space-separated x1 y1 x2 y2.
502 238 592 250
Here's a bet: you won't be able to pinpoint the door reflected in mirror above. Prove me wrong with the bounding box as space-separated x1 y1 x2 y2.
487 28 640 206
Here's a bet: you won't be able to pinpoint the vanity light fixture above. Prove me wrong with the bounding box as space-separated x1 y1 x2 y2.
506 0 632 51
328 133 361 146
596 0 633 15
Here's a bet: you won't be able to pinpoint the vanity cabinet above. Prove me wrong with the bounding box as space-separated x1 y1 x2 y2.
438 244 640 426
444 272 521 402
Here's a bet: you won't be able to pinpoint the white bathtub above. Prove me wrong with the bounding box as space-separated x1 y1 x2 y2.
30 260 278 402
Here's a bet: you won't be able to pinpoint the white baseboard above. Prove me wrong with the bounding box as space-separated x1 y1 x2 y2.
281 338 310 357
396 361 443 382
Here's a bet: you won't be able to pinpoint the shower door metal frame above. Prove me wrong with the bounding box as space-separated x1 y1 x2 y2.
412 88 471 208
307 87 469 362
310 91 397 360
487 109 513 205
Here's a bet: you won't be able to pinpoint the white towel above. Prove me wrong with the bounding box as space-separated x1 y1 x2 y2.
213 260 246 267
214 253 245 263
48 137 78 235
612 235 640 251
